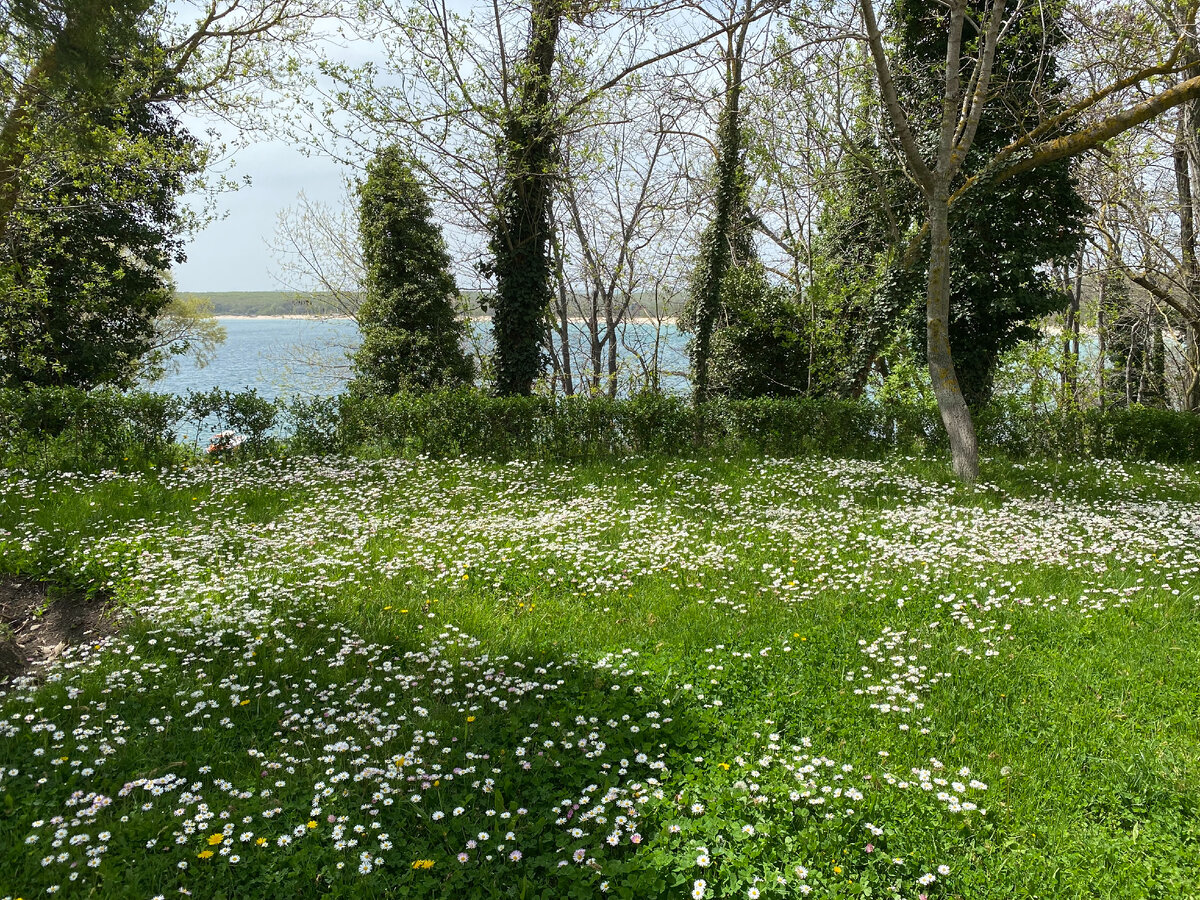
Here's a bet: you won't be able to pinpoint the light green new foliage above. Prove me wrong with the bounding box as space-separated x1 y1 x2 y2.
0 453 1198 898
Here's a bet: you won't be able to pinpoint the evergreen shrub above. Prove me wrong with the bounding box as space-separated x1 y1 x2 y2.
6 386 1200 469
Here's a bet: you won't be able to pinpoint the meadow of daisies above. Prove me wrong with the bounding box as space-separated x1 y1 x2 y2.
1 452 1199 899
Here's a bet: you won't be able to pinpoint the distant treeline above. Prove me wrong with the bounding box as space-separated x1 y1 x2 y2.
176 290 682 320
176 291 360 317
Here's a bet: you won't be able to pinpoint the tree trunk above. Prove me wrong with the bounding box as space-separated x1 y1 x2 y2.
1059 253 1082 405
1176 101 1200 410
605 289 618 399
588 289 602 394
490 0 564 395
926 192 979 482
1071 255 1082 375
1097 274 1108 410
555 275 574 396
1185 328 1200 410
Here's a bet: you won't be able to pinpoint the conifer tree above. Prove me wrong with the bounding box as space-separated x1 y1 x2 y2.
352 146 474 393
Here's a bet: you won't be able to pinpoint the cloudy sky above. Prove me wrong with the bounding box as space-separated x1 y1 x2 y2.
171 139 345 292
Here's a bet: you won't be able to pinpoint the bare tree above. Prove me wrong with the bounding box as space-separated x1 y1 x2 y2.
550 99 696 397
270 186 367 320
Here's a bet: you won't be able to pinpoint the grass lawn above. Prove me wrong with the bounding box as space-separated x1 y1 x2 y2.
0 453 1198 899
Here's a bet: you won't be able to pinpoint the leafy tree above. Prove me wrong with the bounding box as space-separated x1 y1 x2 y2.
0 43 204 389
886 0 1087 411
707 264 811 398
859 0 1200 480
2 0 325 245
138 294 228 383
831 0 1087 413
807 124 909 398
0 0 155 246
351 146 474 394
0 0 325 389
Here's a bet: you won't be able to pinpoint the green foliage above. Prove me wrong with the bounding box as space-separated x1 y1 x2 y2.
0 386 182 469
806 132 908 398
9 386 1200 473
0 4 204 389
138 295 228 383
706 265 811 399
351 145 474 394
174 292 319 317
181 388 281 455
818 0 1088 410
291 390 1200 465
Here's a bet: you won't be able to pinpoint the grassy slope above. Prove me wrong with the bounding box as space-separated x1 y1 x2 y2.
0 454 1197 899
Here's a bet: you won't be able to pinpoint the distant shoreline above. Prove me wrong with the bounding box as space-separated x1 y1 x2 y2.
216 314 680 326
216 314 350 320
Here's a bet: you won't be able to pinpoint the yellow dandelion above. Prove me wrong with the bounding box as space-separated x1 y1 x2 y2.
197 850 214 859
256 837 267 846
307 820 318 829
207 834 224 846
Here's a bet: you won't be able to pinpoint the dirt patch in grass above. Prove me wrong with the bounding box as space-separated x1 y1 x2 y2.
0 578 118 686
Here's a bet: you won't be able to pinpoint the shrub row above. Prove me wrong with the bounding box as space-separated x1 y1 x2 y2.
3 385 1200 470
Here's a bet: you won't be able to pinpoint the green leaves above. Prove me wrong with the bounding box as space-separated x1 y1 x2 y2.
351 146 475 395
0 6 203 390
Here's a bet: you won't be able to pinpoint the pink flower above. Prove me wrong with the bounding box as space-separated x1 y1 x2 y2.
865 843 874 853
631 834 642 844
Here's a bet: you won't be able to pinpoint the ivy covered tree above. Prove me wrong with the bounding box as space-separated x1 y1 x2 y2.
487 0 566 396
680 2 760 403
1102 271 1167 408
807 123 910 398
351 145 474 394
707 264 812 398
829 0 1088 413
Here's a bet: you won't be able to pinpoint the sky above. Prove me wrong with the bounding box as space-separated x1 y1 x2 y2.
171 135 352 293
169 2 476 295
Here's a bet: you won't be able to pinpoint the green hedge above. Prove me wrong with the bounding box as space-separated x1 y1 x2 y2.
0 387 183 469
4 385 1200 469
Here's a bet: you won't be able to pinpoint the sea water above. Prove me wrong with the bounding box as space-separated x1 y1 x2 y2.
150 317 691 400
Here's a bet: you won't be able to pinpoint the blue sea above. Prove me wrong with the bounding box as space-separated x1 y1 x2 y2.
151 317 691 399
